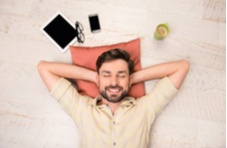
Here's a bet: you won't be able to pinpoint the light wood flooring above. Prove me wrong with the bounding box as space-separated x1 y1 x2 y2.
0 0 226 147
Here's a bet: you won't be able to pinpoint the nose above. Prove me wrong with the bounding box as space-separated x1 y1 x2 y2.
110 76 118 86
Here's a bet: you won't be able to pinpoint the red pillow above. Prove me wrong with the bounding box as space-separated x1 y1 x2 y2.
69 38 145 98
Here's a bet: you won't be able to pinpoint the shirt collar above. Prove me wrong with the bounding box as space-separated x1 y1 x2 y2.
89 96 137 107
120 96 137 107
88 96 101 107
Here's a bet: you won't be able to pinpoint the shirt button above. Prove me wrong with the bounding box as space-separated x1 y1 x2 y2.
113 142 116 146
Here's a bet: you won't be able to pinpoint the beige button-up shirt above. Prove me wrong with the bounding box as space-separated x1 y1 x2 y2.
50 77 178 148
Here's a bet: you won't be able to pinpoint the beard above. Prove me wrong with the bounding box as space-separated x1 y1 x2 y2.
99 85 129 103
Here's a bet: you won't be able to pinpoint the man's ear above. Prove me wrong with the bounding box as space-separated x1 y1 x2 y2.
129 74 133 87
95 74 99 87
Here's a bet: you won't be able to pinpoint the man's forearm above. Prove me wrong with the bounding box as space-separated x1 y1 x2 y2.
131 59 189 89
37 61 96 91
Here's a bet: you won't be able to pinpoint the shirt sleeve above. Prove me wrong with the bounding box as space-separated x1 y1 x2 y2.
141 77 178 116
50 78 90 118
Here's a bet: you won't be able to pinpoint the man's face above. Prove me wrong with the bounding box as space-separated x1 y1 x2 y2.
97 59 132 103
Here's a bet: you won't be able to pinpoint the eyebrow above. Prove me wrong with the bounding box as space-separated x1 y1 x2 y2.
117 71 128 75
101 70 128 75
101 70 111 74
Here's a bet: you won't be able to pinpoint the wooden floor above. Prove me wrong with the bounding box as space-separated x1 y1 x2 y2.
0 0 225 147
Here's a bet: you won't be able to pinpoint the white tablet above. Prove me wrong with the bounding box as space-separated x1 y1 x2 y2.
40 11 77 53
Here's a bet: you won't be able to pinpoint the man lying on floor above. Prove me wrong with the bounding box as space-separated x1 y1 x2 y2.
38 48 189 148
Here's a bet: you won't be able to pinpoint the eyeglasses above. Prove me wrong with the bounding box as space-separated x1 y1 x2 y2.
75 21 85 43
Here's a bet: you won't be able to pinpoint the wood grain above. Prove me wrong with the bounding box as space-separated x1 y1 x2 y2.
0 0 225 147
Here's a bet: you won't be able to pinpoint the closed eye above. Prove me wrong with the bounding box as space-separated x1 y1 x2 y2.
117 73 127 78
103 74 111 77
118 75 126 78
117 71 128 78
101 71 111 77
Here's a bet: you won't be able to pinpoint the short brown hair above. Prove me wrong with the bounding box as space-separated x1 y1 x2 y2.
96 48 134 75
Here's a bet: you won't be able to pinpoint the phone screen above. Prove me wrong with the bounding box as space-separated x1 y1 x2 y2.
89 14 101 33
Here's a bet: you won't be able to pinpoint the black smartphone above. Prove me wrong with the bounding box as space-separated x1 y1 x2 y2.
88 14 101 33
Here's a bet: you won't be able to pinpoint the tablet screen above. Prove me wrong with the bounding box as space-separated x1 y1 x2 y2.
41 12 77 53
